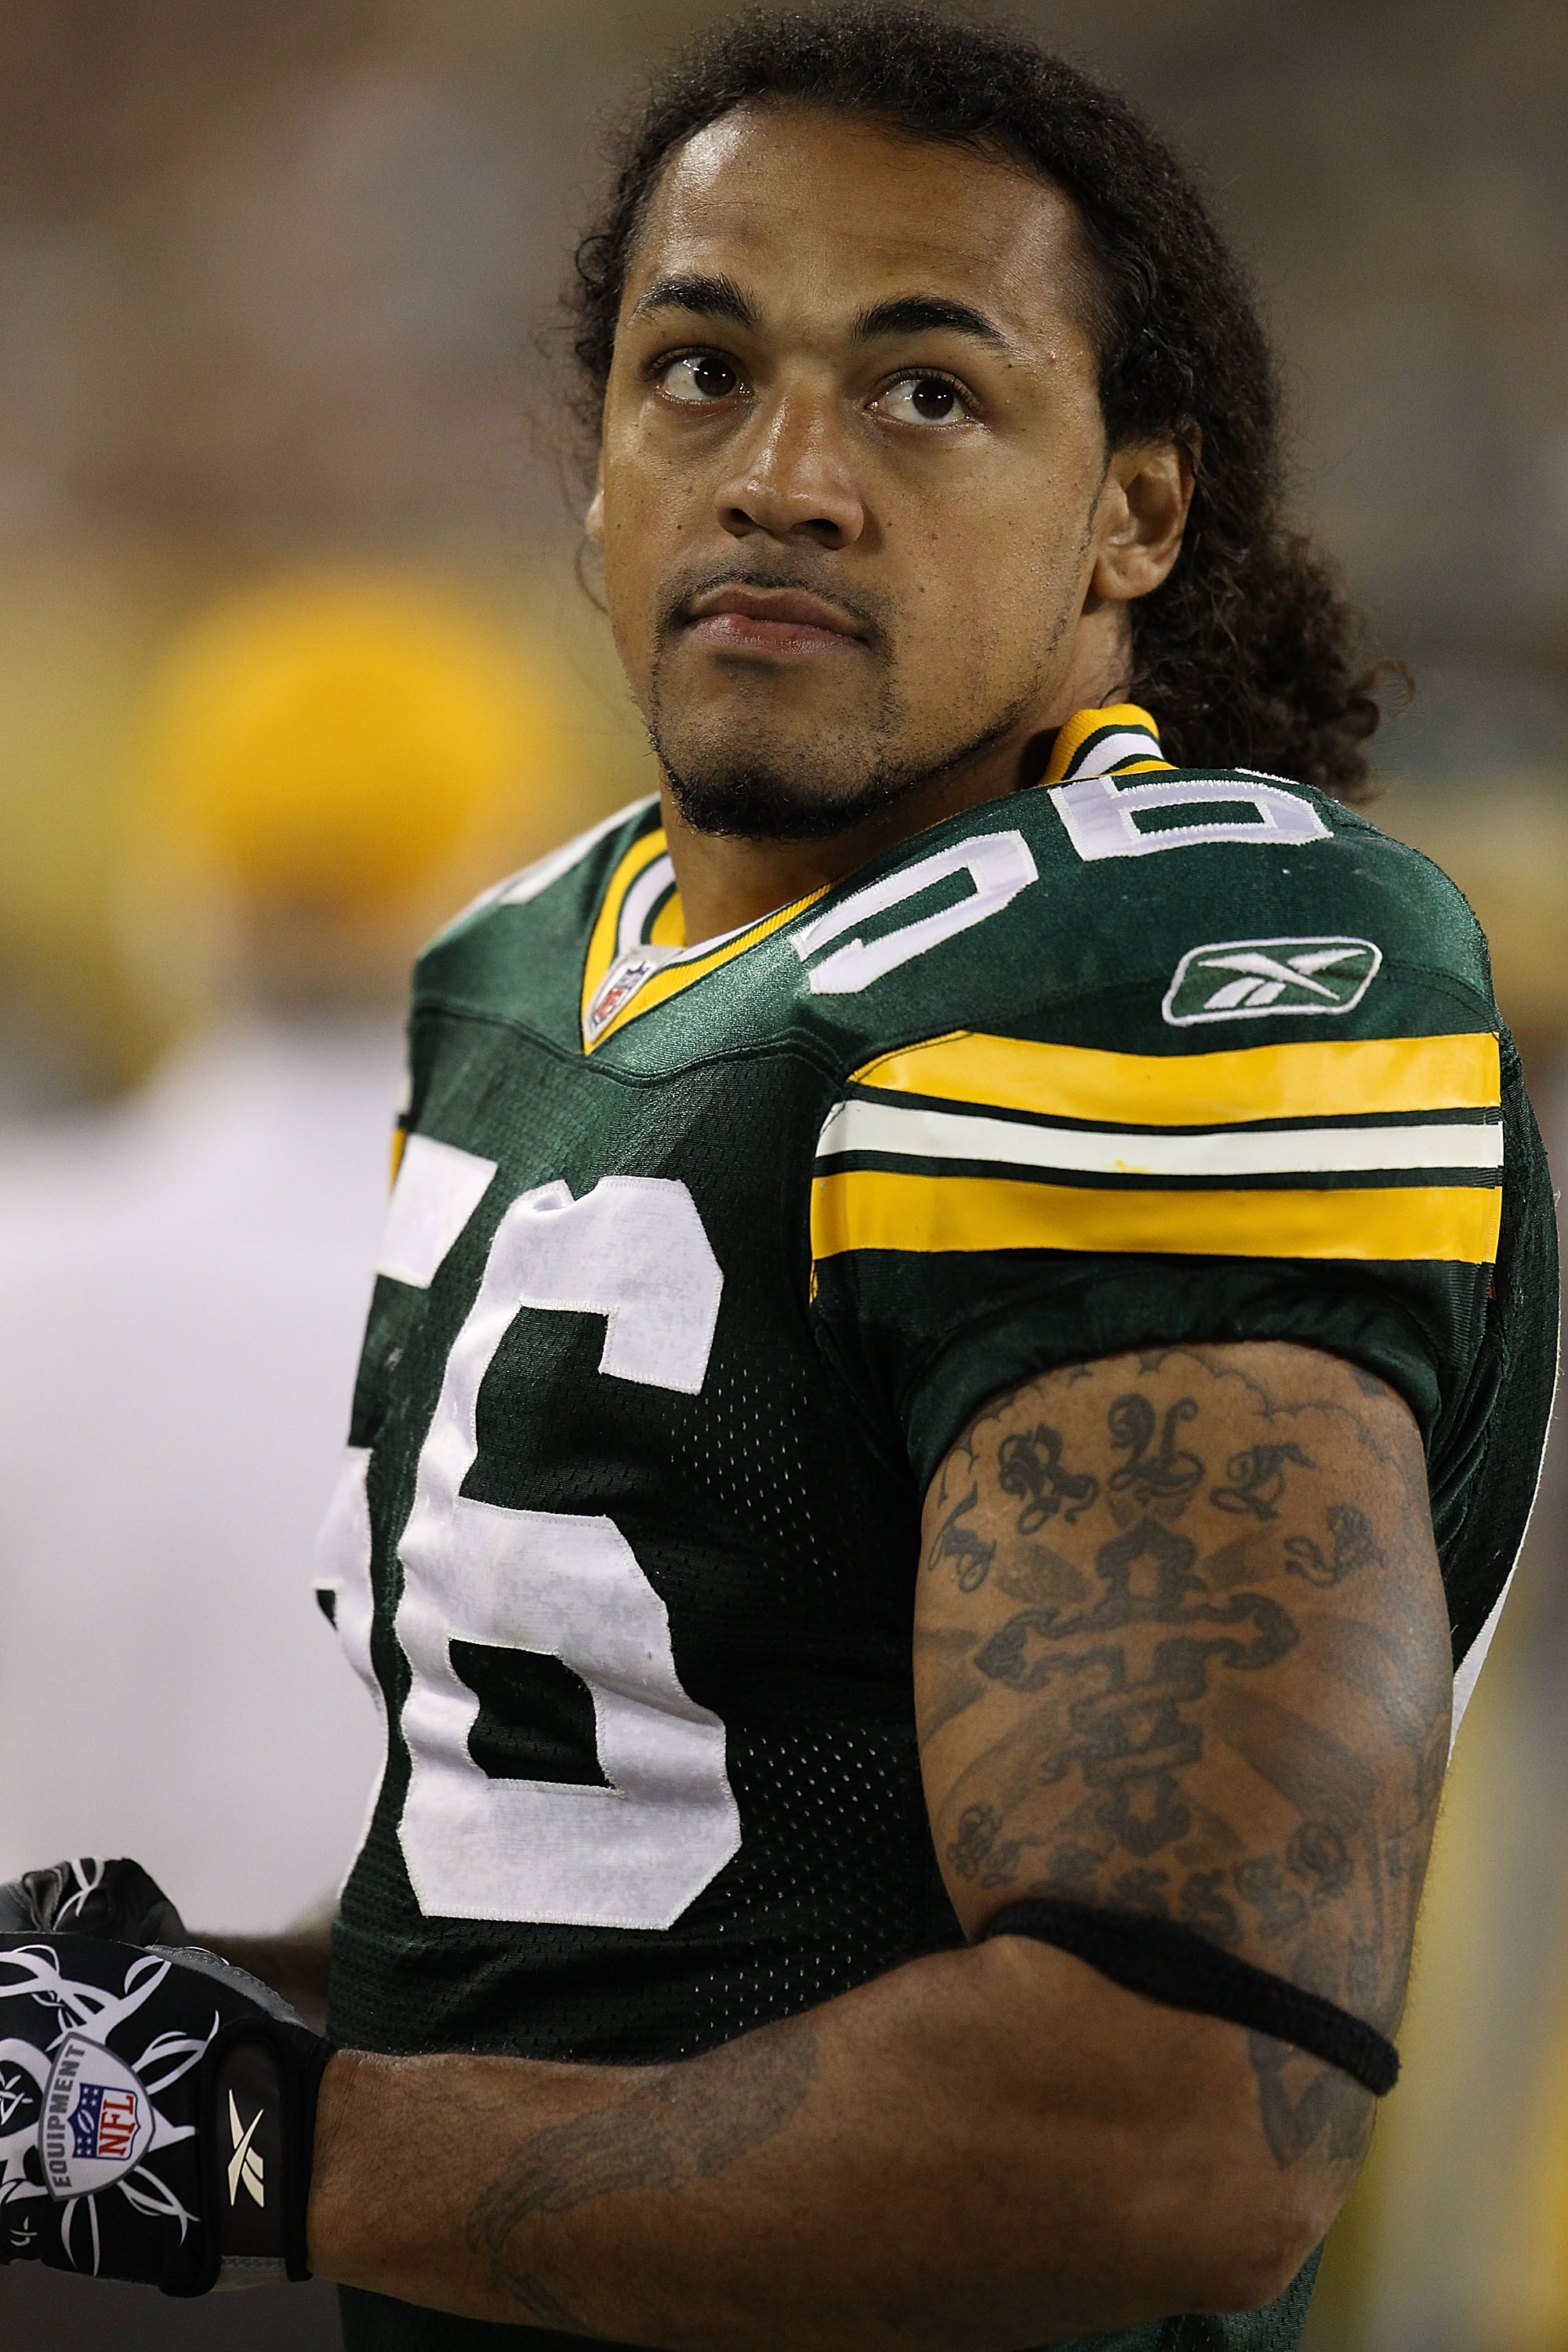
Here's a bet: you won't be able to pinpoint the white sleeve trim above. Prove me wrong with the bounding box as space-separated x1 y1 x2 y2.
424 795 659 947
1449 1298 1561 1750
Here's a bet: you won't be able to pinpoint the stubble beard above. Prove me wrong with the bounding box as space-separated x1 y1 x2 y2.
641 554 1069 843
633 497 1102 844
645 672 1040 844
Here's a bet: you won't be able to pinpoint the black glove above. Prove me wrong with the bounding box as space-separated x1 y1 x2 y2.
0 1858 330 2295
0 1855 189 1946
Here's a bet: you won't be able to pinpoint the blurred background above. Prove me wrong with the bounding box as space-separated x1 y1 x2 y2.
0 0 1561 2344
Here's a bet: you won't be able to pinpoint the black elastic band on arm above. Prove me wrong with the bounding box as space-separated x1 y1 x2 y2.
981 1898 1399 2096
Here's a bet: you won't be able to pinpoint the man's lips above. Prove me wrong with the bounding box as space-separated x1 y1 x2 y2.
682 586 866 655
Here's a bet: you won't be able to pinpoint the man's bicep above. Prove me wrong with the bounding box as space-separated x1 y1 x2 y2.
914 1340 1452 2040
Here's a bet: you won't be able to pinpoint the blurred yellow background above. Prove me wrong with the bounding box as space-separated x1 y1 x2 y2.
0 4 1561 2349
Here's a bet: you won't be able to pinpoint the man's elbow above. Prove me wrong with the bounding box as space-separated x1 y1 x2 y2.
1171 2140 1345 2316
1119 2056 1358 2321
972 1945 1365 2329
1188 2184 1330 2315
1000 2092 1351 2335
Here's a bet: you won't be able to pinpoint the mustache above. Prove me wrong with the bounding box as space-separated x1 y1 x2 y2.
655 557 888 655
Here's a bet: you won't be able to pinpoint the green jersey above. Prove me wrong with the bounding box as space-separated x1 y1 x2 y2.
319 705 1557 2352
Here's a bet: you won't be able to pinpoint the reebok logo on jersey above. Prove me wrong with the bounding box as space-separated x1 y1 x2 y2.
1163 936 1381 1026
227 2088 266 2208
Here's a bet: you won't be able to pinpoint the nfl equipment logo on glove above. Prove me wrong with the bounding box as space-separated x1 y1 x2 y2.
0 1859 328 2296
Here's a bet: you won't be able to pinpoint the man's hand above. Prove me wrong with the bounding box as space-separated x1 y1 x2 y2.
916 1341 1450 2192
0 1855 188 1946
197 1922 334 2038
0 1859 329 2295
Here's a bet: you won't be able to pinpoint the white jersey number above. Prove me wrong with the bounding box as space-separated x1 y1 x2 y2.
326 1173 739 1930
792 830 1038 994
1053 771 1330 861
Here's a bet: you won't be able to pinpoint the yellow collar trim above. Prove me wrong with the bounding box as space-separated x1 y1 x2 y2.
579 827 673 1036
1042 702 1168 784
581 822 824 1051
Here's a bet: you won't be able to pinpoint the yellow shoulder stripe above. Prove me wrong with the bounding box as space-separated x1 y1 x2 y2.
849 1030 1501 1127
811 1169 1501 1266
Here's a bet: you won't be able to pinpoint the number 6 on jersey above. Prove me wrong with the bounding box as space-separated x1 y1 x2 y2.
394 1174 740 1929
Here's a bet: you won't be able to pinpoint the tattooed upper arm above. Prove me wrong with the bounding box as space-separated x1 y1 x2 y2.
913 1343 1451 2176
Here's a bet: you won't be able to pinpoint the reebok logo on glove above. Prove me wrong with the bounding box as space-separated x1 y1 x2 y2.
227 2091 265 2208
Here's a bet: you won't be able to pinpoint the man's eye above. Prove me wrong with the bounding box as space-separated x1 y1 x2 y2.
659 353 742 403
874 374 971 425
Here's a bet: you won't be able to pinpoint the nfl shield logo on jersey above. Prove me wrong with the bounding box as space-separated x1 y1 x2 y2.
1163 936 1381 1025
42 2034 154 2196
585 951 663 1043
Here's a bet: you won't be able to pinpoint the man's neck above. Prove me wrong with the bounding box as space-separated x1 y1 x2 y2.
661 619 1138 944
661 739 1036 949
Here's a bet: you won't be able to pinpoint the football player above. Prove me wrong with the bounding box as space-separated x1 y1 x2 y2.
2 9 1556 2350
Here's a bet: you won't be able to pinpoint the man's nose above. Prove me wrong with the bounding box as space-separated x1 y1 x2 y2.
716 393 866 550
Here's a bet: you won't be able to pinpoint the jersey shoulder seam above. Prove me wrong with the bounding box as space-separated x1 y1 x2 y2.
877 1281 1453 1495
823 961 1499 1080
407 993 846 1092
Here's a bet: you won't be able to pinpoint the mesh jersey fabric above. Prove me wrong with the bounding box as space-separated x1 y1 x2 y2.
321 707 1556 2352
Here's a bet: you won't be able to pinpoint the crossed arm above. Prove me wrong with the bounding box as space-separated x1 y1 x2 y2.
292 1341 1450 2346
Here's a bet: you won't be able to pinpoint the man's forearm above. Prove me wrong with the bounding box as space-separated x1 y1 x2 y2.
309 1936 1347 2350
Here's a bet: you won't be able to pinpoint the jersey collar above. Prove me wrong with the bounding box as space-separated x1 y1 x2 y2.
580 824 824 1051
580 703 1168 1051
1041 702 1171 783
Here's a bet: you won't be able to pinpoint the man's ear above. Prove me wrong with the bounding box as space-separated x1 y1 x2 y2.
585 456 606 546
1090 436 1196 604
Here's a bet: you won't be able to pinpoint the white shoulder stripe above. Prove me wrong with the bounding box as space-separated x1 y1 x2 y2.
815 1098 1504 1180
496 797 659 909
425 796 659 947
1450 1299 1562 1751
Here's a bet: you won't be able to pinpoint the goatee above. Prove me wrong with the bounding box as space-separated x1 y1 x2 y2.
648 700 1034 844
650 732 936 842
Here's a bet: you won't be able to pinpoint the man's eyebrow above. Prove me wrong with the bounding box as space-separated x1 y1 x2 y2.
851 295 1017 354
628 273 758 330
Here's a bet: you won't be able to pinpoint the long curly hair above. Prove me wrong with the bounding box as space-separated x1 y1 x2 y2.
568 4 1388 799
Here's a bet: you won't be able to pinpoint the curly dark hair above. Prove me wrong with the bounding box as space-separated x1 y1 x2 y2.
568 4 1390 798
